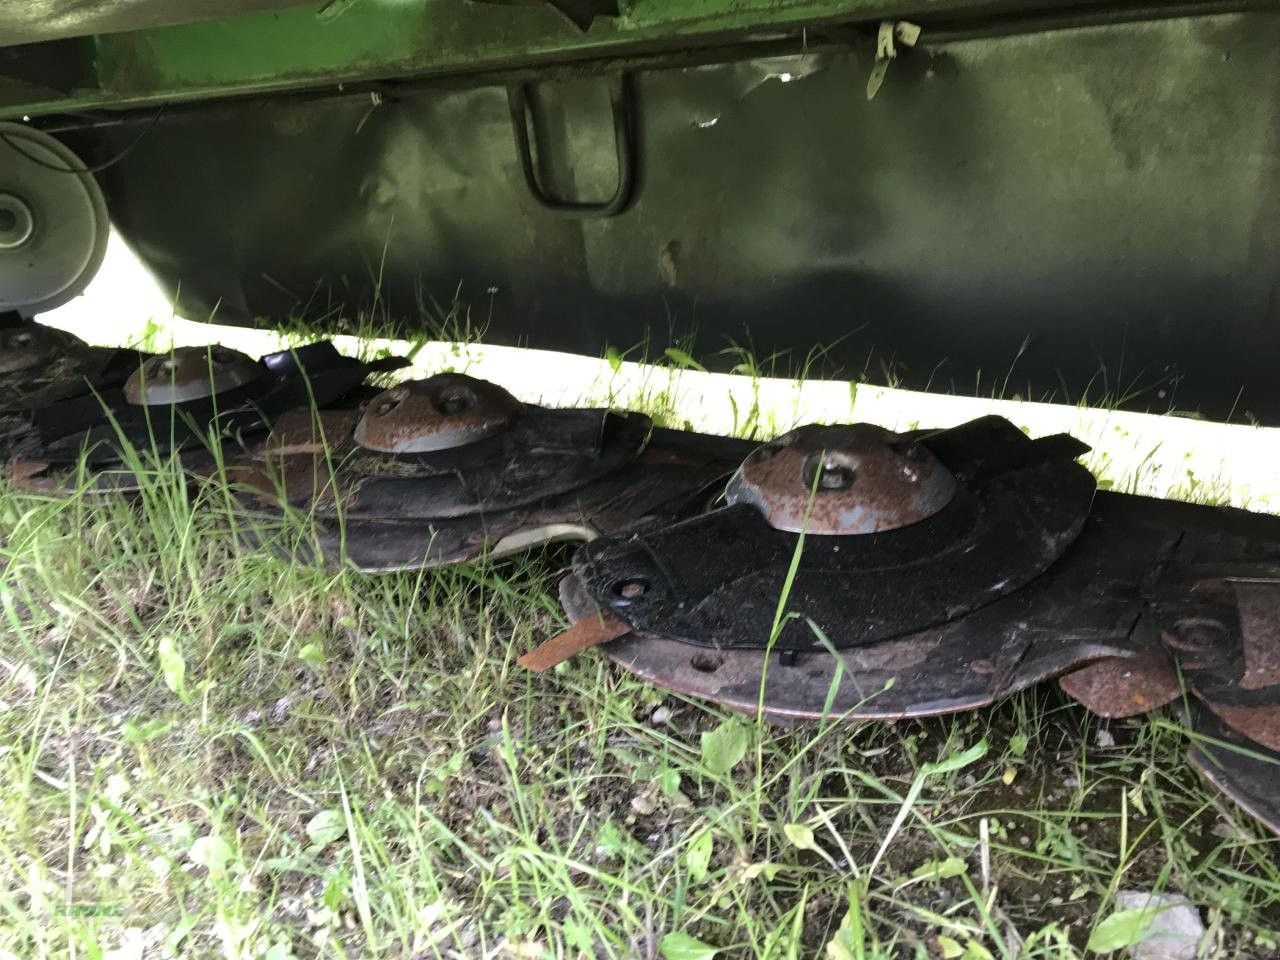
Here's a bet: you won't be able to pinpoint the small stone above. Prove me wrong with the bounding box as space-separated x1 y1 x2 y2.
630 787 659 816
1096 727 1116 748
650 706 673 725
1115 891 1204 960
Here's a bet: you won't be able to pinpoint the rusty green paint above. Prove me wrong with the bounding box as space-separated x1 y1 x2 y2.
1 0 928 118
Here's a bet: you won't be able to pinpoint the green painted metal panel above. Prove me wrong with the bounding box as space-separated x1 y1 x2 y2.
1 0 1065 118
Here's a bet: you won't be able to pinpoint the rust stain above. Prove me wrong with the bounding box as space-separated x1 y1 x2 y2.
1202 698 1280 753
1059 647 1181 718
1236 581 1280 691
263 408 358 455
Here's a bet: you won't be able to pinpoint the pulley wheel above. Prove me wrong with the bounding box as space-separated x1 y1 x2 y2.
0 123 109 316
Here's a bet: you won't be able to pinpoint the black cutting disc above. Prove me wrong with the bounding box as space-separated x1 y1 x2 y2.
0 326 151 462
560 493 1280 730
337 408 653 520
572 416 1096 652
561 492 1178 720
238 426 756 572
0 343 147 416
34 342 385 465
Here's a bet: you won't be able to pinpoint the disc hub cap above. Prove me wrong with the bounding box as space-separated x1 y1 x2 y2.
354 374 522 453
125 346 262 405
726 423 958 535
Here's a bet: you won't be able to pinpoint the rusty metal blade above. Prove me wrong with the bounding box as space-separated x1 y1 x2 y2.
262 408 359 456
1199 698 1280 753
1236 581 1280 691
1187 703 1280 836
1058 646 1182 718
519 612 631 673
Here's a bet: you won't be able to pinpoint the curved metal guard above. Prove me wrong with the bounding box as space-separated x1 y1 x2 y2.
507 74 635 219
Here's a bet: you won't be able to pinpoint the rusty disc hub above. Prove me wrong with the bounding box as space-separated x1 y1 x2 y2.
353 374 523 453
726 423 958 535
0 324 87 375
125 345 262 405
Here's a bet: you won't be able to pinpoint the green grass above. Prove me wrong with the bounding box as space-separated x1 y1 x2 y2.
1 353 1279 959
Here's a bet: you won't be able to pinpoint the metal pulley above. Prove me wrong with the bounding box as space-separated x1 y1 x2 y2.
0 123 109 316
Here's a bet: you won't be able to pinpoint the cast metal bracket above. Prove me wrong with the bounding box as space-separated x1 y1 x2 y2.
506 73 635 219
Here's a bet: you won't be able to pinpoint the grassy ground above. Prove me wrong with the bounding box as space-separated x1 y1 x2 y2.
3 310 1280 957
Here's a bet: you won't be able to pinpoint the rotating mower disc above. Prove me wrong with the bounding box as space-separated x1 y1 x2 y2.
0 123 109 316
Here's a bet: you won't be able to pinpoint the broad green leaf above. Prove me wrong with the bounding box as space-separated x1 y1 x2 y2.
912 857 966 881
563 919 594 953
298 642 325 668
1008 733 1029 758
824 887 866 960
322 871 345 912
595 820 624 858
700 720 748 776
935 936 964 958
659 932 717 960
306 810 347 848
783 823 816 851
741 862 782 881
962 942 995 960
922 739 988 777
663 347 706 372
188 834 232 873
685 829 713 883
157 636 187 700
658 768 682 797
259 857 302 872
1087 906 1161 952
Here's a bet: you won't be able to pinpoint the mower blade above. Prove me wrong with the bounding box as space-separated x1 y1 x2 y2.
1187 702 1280 836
